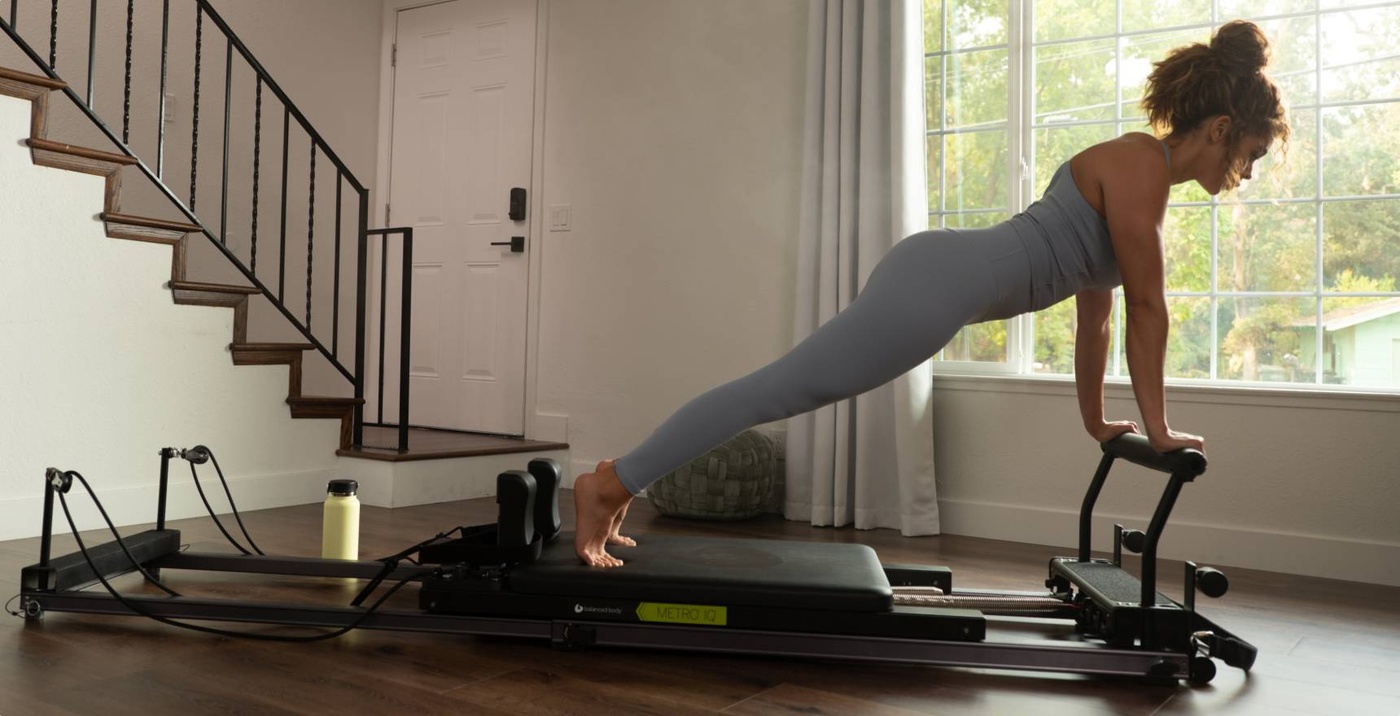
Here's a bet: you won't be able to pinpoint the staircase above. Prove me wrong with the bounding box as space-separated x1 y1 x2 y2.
1 66 360 447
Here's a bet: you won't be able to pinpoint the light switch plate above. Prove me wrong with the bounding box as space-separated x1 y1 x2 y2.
548 204 571 232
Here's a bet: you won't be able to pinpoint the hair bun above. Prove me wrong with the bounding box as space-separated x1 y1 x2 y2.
1210 20 1270 74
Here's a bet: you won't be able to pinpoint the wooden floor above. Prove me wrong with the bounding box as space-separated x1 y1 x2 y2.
2 494 1398 716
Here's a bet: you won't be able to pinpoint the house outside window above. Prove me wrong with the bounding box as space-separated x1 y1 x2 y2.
924 0 1400 391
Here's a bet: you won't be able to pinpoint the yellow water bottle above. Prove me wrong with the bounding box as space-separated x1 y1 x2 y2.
321 479 360 560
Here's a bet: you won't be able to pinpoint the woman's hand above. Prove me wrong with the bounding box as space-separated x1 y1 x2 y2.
1087 420 1140 443
1148 427 1205 454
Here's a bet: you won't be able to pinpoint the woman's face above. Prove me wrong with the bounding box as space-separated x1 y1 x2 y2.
1209 134 1273 195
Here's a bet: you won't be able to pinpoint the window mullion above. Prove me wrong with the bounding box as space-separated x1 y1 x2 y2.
1009 0 1029 372
1113 0 1125 379
1314 16 1324 385
1208 2 1219 382
1210 202 1219 380
939 0 947 222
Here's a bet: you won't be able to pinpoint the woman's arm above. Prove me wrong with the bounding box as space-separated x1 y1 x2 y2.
1099 149 1204 453
1075 289 1138 441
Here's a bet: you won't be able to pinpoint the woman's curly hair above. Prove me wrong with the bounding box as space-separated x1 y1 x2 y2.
1142 20 1290 165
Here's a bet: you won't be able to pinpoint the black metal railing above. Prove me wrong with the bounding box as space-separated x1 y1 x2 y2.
361 229 413 452
1 0 412 451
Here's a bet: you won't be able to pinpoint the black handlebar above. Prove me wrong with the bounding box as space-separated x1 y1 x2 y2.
1102 433 1207 477
1081 433 1208 606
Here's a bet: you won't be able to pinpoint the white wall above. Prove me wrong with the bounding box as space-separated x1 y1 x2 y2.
932 377 1400 587
0 95 341 540
532 0 808 473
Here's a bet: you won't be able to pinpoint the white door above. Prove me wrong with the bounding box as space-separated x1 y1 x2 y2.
386 0 536 435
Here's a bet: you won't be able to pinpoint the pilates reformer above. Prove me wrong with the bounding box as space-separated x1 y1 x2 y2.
16 433 1254 685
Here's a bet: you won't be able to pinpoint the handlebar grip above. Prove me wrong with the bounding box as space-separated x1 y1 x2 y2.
1102 433 1207 477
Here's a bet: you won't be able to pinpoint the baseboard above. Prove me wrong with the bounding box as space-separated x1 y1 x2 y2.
532 413 569 444
938 498 1400 588
0 468 334 542
341 449 571 509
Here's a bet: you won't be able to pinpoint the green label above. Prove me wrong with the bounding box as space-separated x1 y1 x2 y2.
635 602 728 626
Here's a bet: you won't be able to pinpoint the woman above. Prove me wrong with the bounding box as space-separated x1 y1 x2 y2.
573 20 1290 567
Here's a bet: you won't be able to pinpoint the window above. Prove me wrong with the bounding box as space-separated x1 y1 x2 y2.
924 0 1400 390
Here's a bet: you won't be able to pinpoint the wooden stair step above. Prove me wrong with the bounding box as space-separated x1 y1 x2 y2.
288 397 362 450
0 67 66 101
288 396 360 419
169 280 260 310
26 137 137 177
230 343 314 365
1 68 65 144
232 343 316 400
232 342 315 351
102 212 203 245
338 434 571 463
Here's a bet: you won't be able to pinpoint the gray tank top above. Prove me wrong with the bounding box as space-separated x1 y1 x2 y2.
1003 159 1125 311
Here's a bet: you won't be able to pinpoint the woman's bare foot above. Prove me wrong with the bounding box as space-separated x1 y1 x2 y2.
573 460 635 567
607 500 636 547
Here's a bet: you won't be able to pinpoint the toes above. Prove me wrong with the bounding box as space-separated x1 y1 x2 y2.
582 549 622 568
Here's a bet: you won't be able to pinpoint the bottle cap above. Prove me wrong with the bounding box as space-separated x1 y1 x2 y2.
327 479 358 496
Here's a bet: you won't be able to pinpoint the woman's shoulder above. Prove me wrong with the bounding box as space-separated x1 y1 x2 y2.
1078 132 1164 165
1068 133 1171 218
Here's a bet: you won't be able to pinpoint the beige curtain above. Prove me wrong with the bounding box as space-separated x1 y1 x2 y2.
784 0 938 535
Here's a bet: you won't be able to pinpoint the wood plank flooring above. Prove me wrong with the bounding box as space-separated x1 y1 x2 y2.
2 494 1397 715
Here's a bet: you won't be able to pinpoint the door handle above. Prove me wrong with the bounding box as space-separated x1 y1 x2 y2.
491 236 525 253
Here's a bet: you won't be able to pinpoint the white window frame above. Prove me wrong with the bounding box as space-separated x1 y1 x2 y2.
924 0 1400 397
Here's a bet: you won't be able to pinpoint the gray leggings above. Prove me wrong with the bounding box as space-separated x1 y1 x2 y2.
613 228 1024 495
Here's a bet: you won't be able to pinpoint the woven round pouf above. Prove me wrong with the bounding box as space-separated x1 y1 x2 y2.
646 429 777 520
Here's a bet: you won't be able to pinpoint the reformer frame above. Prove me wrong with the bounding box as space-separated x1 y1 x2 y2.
17 435 1255 685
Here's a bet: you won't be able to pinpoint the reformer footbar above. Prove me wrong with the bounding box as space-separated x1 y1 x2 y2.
16 434 1254 685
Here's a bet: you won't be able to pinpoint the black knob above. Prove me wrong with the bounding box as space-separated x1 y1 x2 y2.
1122 529 1147 554
45 468 72 494
1195 567 1230 598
